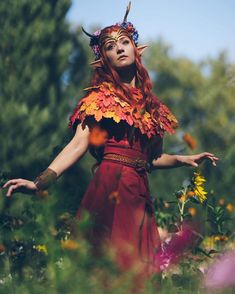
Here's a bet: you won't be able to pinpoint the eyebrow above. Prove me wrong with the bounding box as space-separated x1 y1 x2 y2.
105 35 129 45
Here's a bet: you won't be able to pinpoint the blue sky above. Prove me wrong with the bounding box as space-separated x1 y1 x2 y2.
67 0 234 62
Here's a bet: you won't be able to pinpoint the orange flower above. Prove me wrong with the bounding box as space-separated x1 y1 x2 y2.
179 194 188 203
36 190 49 198
188 207 197 217
187 191 195 197
108 191 121 204
89 126 108 147
226 203 234 213
61 240 79 250
0 244 6 253
183 133 197 150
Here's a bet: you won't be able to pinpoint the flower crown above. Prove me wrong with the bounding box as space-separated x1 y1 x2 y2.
89 22 139 60
82 2 139 60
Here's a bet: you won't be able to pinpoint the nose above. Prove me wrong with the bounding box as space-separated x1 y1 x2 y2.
116 42 124 54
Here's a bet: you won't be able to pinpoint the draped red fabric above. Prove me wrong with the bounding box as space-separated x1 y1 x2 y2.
76 137 161 277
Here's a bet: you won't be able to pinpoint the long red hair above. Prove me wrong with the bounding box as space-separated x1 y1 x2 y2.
90 26 155 112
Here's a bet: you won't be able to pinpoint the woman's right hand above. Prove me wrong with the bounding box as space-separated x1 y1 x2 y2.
2 179 37 197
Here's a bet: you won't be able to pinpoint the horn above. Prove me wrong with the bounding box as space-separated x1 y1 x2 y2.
82 26 94 38
123 1 131 22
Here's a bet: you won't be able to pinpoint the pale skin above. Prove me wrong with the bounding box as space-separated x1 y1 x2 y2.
3 35 219 197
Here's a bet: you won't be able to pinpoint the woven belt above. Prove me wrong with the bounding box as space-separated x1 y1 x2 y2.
103 153 151 172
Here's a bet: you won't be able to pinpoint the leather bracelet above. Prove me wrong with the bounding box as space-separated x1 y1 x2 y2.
34 168 57 191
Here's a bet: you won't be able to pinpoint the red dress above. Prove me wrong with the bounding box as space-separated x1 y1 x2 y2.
69 83 178 276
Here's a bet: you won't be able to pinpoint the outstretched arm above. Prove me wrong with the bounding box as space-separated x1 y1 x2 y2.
152 152 218 169
3 124 90 196
48 124 90 177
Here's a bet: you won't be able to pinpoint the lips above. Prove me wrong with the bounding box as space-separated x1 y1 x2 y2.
118 55 128 60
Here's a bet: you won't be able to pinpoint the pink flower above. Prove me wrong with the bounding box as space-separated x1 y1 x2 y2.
204 250 235 289
155 224 197 270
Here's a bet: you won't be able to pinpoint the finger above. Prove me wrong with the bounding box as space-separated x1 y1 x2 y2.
3 179 23 188
206 156 218 166
189 161 198 167
202 152 217 158
6 183 21 197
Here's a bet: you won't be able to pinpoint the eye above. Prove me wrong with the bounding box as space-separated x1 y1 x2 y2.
122 39 130 45
105 43 115 51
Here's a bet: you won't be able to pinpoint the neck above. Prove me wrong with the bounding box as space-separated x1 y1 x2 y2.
116 64 136 88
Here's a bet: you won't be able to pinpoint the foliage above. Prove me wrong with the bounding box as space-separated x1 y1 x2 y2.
145 41 235 200
0 0 235 293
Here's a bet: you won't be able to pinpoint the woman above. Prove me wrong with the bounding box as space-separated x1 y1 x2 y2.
3 3 218 277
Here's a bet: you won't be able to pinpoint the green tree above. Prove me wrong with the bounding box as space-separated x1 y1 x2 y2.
144 40 235 202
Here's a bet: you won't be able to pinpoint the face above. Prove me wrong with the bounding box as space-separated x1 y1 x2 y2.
101 29 135 70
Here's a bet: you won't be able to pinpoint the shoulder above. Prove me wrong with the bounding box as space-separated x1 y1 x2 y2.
69 82 132 129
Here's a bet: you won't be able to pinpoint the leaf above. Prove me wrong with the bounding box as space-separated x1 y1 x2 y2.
194 247 212 258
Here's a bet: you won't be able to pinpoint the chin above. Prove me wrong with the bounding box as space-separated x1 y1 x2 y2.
115 62 135 70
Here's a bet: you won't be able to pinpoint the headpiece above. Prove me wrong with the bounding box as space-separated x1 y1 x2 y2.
82 2 147 68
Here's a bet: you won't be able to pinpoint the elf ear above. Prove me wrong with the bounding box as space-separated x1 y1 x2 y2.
137 45 148 56
90 59 102 68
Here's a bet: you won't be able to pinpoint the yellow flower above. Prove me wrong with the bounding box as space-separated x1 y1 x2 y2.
226 203 234 213
192 172 207 203
35 244 48 255
61 240 79 250
202 236 215 250
213 235 228 242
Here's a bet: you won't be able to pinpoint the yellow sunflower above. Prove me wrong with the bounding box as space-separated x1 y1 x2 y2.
192 172 207 203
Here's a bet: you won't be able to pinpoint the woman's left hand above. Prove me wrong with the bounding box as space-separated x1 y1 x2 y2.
177 152 219 167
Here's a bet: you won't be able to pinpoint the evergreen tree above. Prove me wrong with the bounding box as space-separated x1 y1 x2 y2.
0 0 79 175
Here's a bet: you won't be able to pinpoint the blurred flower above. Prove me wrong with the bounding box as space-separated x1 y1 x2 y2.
163 201 170 208
219 198 225 206
50 227 58 237
89 126 108 147
156 225 196 270
158 227 169 241
35 244 48 255
36 190 49 198
188 207 197 216
0 244 6 253
179 193 187 203
204 250 235 289
187 191 195 197
183 133 197 150
202 236 216 250
214 235 228 242
108 191 121 204
226 203 234 213
192 172 207 203
202 235 228 251
61 239 79 250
